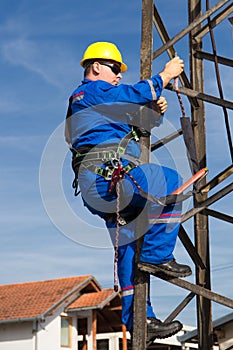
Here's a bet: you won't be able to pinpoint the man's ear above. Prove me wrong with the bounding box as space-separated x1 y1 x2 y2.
92 61 101 75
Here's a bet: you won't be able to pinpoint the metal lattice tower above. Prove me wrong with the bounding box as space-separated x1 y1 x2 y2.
133 1 233 349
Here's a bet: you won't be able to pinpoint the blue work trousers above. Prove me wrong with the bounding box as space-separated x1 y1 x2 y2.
79 162 182 331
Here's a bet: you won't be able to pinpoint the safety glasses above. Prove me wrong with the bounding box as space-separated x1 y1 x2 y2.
99 62 121 75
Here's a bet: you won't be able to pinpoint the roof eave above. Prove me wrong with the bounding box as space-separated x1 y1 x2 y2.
0 317 37 324
39 275 100 320
66 290 120 312
98 291 120 309
68 306 98 312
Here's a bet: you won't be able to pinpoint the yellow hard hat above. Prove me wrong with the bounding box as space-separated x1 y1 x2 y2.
80 41 128 72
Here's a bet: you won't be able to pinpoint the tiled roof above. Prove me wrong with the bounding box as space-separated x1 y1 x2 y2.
68 288 118 310
0 275 96 322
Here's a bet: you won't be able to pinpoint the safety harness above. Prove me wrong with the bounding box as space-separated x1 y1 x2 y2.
71 128 141 196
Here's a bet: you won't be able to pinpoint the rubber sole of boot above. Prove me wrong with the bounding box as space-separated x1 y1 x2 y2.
138 262 192 278
147 322 183 343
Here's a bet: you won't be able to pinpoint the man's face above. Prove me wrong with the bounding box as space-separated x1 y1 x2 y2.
95 61 122 86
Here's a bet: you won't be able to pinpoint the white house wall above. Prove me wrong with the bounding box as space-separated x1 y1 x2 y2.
70 314 78 350
0 313 78 350
37 312 78 350
0 321 34 350
36 316 61 350
218 322 233 350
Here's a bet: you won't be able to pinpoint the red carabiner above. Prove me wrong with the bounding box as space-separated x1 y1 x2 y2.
109 163 125 194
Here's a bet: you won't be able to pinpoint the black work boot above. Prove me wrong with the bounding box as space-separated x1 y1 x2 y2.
139 258 192 278
147 317 183 341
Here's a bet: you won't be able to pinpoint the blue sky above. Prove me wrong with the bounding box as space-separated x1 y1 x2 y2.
0 0 232 327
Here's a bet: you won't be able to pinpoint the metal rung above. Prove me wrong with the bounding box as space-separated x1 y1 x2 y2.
138 263 233 309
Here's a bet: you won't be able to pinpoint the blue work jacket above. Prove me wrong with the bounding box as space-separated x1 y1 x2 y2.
66 75 164 153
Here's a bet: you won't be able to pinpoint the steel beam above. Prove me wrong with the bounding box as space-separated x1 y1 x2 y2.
147 182 233 225
189 1 213 348
153 0 230 59
164 292 195 323
193 2 233 42
178 225 206 270
195 50 233 67
151 128 183 151
166 83 233 110
152 4 199 109
182 182 233 223
203 208 233 224
132 1 153 348
138 263 233 309
199 164 233 194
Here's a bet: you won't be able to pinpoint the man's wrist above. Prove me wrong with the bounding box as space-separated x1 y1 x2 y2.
159 71 172 88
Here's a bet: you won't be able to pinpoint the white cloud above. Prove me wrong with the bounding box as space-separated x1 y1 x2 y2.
2 38 69 88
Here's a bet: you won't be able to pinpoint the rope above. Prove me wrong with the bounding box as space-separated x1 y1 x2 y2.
174 77 186 118
114 181 120 292
125 170 141 191
113 168 147 292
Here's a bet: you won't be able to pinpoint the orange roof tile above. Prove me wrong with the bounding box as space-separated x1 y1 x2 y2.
67 289 118 310
0 276 94 322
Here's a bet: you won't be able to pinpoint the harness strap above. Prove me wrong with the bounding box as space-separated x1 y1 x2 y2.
73 153 195 205
124 170 194 206
85 161 136 180
72 129 139 163
71 128 141 196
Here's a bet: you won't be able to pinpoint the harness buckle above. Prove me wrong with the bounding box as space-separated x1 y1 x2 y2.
109 158 120 169
95 166 114 180
101 151 118 162
104 167 114 180
109 161 125 194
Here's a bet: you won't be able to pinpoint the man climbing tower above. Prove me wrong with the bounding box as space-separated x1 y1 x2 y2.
65 41 192 342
